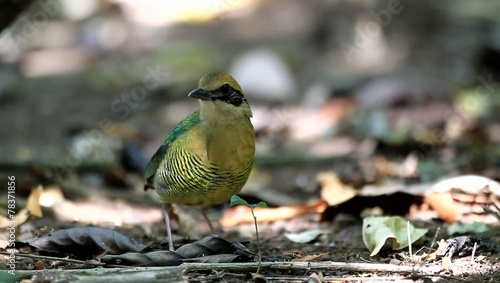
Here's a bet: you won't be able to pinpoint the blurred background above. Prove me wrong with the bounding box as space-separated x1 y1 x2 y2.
0 0 499 227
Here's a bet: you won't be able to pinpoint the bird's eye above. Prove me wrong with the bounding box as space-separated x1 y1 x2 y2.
220 83 231 94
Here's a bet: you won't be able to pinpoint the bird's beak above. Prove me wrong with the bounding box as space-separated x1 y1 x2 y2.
188 88 212 101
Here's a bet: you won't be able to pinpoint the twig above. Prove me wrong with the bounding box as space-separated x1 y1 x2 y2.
471 242 477 263
6 261 442 274
408 273 469 282
250 209 262 274
0 251 116 267
181 261 442 274
3 261 448 282
266 276 409 282
430 227 440 249
407 221 412 260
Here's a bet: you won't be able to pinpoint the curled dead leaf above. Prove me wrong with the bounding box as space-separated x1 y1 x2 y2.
26 185 43 218
318 172 357 206
182 254 250 263
432 175 500 195
102 235 245 266
424 192 458 222
25 227 147 258
220 199 328 227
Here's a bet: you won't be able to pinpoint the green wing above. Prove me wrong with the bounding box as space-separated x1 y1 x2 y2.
144 111 201 183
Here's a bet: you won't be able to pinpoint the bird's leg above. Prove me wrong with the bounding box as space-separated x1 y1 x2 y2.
200 208 215 234
162 204 175 251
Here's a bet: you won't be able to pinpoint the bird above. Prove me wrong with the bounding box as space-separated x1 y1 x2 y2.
144 72 255 251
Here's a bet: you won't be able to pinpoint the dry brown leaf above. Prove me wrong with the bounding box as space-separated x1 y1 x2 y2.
39 185 65 207
220 200 328 227
102 235 241 266
432 175 500 195
0 216 12 229
283 248 306 260
0 239 9 249
13 209 31 225
0 186 43 228
27 226 147 257
358 175 500 223
424 192 458 222
0 209 30 228
318 172 357 206
26 185 43 217
291 251 329 262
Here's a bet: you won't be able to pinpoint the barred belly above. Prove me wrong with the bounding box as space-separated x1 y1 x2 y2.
154 141 253 207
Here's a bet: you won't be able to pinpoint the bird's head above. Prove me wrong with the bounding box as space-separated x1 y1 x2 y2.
188 72 252 121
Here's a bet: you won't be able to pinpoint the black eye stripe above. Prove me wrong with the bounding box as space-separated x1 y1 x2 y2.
211 85 244 106
219 89 243 106
227 92 243 106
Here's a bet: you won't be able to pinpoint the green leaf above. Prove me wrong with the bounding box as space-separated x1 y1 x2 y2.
285 228 330 244
230 195 249 207
447 222 491 235
250 202 268 209
362 216 428 256
230 195 267 209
